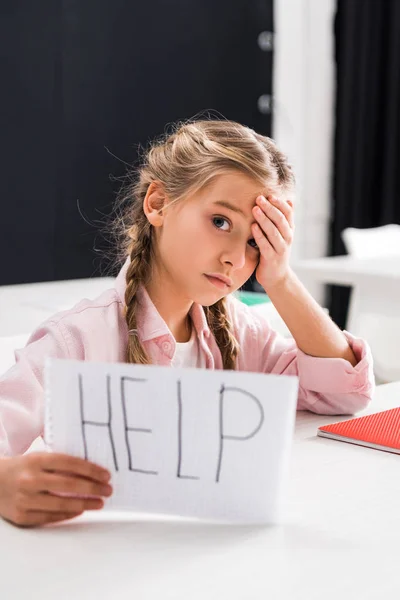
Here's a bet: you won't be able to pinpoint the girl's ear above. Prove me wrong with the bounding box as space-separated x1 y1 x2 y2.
143 181 167 227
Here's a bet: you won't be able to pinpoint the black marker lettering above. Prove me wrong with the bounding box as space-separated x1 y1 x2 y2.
176 379 199 480
120 376 158 475
79 373 119 470
215 384 264 482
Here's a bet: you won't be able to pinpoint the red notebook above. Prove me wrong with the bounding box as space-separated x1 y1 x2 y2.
317 407 400 454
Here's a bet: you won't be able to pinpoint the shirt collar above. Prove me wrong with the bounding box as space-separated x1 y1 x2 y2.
115 257 211 342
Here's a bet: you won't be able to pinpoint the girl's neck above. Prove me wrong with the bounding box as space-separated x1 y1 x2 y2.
144 279 194 343
174 315 192 343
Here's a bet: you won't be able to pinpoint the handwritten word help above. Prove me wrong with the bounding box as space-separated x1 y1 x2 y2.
45 359 298 522
79 374 265 483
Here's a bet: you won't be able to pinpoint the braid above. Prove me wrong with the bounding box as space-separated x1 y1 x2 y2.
124 219 153 364
204 298 240 370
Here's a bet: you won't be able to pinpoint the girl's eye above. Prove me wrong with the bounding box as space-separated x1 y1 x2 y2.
212 216 230 231
248 238 259 250
212 216 259 251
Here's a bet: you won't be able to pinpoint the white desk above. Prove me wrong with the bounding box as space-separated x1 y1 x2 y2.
293 254 400 289
1 382 400 599
293 255 400 383
292 254 400 327
0 277 115 337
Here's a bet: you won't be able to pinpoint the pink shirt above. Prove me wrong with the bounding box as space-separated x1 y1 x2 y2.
0 258 375 456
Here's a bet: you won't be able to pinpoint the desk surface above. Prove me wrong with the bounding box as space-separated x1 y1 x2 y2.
1 382 400 599
293 254 400 287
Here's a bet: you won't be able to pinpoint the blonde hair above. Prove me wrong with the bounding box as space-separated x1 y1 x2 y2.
112 119 295 369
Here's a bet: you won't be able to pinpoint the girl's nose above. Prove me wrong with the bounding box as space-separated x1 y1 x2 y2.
222 244 247 270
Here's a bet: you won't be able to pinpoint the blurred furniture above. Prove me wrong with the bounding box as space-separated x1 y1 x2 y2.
341 224 400 258
0 277 115 337
1 380 400 598
293 225 400 382
340 225 400 383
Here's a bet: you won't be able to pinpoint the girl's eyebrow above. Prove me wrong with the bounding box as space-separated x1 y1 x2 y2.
212 200 247 218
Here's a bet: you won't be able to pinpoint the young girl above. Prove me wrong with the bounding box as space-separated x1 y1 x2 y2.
0 119 374 527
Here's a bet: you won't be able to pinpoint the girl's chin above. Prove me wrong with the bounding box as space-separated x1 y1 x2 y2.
192 289 229 307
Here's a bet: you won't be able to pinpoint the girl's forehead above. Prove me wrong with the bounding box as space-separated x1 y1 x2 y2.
206 171 265 193
179 171 293 213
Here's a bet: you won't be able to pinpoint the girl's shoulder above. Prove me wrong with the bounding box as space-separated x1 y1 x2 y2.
25 287 126 363
46 287 123 329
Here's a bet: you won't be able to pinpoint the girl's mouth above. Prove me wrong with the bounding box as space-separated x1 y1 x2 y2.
204 274 230 290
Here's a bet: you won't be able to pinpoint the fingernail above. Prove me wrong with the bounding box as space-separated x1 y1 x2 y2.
102 471 111 482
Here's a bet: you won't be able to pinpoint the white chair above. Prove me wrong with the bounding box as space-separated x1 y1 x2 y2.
342 224 400 258
341 225 400 383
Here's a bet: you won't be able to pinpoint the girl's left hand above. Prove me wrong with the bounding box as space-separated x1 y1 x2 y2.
251 194 295 292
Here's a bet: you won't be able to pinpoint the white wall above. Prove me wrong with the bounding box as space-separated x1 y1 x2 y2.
273 0 336 303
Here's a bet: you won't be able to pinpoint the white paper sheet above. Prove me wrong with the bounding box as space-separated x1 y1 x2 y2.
44 359 298 523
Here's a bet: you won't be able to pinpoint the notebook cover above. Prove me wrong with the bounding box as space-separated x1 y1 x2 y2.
317 407 400 454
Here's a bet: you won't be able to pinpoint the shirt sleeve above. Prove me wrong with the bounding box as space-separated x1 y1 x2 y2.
230 297 375 415
0 320 71 457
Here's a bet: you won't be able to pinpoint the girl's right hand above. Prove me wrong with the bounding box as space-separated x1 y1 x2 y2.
0 452 113 528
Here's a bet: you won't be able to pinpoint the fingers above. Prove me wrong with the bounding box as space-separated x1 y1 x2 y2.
252 222 275 255
6 510 84 528
17 491 104 513
257 196 293 242
37 473 113 499
253 202 286 254
252 195 294 252
16 466 112 512
41 511 85 527
34 453 111 484
8 477 107 526
269 195 295 229
1 453 113 529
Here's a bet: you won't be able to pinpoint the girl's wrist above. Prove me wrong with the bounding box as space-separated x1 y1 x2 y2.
262 267 296 298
